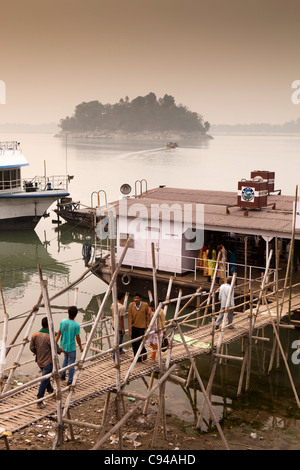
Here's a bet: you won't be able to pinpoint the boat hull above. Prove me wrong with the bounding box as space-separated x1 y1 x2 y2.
0 215 42 230
91 261 211 301
0 191 69 230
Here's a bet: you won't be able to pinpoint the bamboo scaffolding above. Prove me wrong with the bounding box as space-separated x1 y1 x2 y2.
0 283 9 390
1 231 300 451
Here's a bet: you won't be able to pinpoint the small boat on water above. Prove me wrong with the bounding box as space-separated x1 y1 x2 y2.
0 141 70 230
166 142 179 149
54 189 108 229
54 198 98 229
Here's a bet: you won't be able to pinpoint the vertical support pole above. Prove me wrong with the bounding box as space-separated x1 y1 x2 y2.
244 237 248 312
196 272 237 427
201 251 221 325
289 185 298 320
176 322 230 450
0 283 9 391
246 287 253 391
61 234 133 420
110 212 123 450
38 265 64 450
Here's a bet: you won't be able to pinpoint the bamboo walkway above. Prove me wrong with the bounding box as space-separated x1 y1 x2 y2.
1 228 300 450
0 296 294 435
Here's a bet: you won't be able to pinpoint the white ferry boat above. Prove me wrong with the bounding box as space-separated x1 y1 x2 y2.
0 141 70 230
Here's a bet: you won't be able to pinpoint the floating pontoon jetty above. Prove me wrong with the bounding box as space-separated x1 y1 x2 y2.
0 223 300 450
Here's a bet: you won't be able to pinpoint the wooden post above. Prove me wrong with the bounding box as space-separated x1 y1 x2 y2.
175 322 230 450
289 185 298 320
143 372 155 415
61 234 133 418
0 283 9 390
3 297 40 393
196 272 237 427
262 292 300 408
244 237 248 312
92 364 177 450
110 211 123 450
201 251 221 325
38 265 65 450
245 287 253 391
268 239 280 374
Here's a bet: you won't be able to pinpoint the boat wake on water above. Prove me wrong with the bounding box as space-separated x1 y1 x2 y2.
119 147 167 159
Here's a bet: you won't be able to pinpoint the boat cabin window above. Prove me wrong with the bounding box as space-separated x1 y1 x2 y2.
0 168 21 190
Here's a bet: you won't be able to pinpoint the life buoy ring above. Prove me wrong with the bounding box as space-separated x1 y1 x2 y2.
122 274 131 285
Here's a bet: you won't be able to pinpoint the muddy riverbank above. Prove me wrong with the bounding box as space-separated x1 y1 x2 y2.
3 380 300 452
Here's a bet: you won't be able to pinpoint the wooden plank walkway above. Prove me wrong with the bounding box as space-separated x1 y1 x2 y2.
0 297 293 435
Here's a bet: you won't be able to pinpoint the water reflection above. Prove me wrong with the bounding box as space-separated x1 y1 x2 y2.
0 230 69 292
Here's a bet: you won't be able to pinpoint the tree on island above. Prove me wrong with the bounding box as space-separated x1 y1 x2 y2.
59 93 209 134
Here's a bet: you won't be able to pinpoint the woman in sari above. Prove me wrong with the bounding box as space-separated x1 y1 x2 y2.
206 242 217 281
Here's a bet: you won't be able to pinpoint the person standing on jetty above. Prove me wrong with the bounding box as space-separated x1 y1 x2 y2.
148 301 166 360
215 276 235 330
30 317 62 408
56 306 83 385
128 293 150 362
110 291 126 361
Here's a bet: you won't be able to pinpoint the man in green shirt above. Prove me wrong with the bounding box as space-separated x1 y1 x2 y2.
56 306 83 385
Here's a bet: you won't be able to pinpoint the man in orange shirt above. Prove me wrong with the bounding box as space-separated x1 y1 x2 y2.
128 293 150 362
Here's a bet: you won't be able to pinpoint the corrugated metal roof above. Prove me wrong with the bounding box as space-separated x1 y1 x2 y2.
99 186 298 239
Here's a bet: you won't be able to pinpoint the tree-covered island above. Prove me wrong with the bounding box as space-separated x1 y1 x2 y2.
58 92 211 140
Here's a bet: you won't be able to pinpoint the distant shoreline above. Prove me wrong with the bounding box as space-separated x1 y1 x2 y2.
55 130 213 141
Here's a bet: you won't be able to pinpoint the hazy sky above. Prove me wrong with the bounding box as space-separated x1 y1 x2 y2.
1 0 300 125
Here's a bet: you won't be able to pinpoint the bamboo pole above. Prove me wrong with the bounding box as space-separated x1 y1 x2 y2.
245 287 253 391
124 301 163 384
175 322 230 450
244 237 248 312
61 234 133 418
201 251 221 325
110 212 123 450
151 243 167 445
143 372 155 415
237 348 248 396
5 293 43 356
196 272 237 427
3 299 40 393
289 185 298 319
268 241 280 374
262 292 300 408
0 283 9 390
38 265 65 450
92 364 177 450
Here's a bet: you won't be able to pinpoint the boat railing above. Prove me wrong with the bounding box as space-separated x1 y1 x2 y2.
0 141 20 151
94 242 277 290
0 175 69 194
25 175 69 192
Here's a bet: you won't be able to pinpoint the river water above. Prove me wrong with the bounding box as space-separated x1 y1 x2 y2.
1 132 300 432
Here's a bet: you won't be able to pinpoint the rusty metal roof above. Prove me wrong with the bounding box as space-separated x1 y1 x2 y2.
100 186 298 239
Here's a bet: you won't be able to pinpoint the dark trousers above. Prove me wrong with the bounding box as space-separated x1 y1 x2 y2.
113 329 125 360
38 362 54 399
131 326 147 362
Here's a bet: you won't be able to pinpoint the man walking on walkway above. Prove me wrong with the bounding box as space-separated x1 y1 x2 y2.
128 293 150 362
215 276 235 330
30 317 62 408
56 306 83 385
